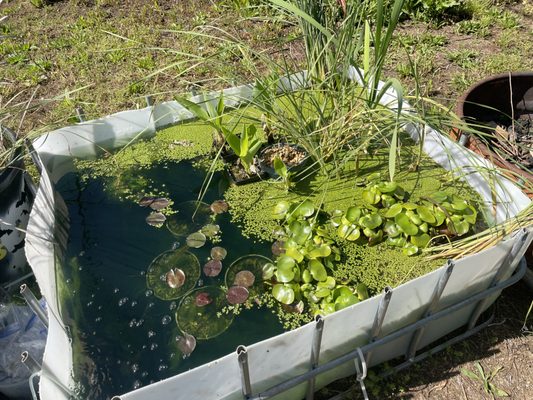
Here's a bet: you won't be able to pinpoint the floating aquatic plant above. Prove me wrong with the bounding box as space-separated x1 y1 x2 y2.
167 201 212 237
233 270 255 288
176 286 234 340
186 232 207 248
226 286 249 305
210 246 227 261
225 254 272 298
146 212 166 227
194 292 213 307
201 224 221 238
203 259 222 277
210 200 229 214
146 250 200 300
139 196 171 210
175 332 196 358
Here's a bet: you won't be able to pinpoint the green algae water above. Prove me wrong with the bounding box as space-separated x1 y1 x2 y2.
56 161 283 398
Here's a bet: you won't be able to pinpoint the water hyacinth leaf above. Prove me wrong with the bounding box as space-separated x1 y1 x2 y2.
384 203 403 218
359 213 382 230
272 284 295 305
451 197 468 211
290 220 312 245
393 185 406 200
262 262 275 280
201 224 220 238
383 220 401 237
321 303 336 315
403 203 417 210
194 292 212 307
367 229 383 246
226 286 249 304
377 181 398 193
210 200 229 214
307 244 331 259
146 212 166 227
176 286 234 340
362 187 381 205
395 213 418 236
417 205 436 224
335 293 359 311
166 268 186 289
309 259 327 282
203 259 222 277
405 210 422 226
451 218 470 236
410 233 431 248
337 223 351 239
271 240 285 256
356 283 369 301
273 201 290 219
186 232 206 248
175 332 196 358
345 207 361 223
346 227 361 241
402 243 419 256
430 191 448 203
293 200 315 218
276 256 296 283
381 194 396 208
147 250 200 300
333 286 353 299
387 236 406 247
302 268 312 283
419 222 429 233
318 276 336 290
285 246 304 263
462 205 477 224
315 287 330 298
434 208 446 226
210 246 227 261
167 201 212 237
234 270 255 288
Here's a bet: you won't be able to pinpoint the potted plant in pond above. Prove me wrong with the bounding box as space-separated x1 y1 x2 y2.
0 126 34 288
454 72 533 197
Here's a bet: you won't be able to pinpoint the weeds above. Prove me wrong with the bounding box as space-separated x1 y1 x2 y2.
461 362 509 397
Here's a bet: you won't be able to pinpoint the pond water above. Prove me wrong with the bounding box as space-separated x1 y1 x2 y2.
56 161 283 398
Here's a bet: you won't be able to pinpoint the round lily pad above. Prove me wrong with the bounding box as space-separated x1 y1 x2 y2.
146 250 200 300
195 291 213 307
201 224 220 238
225 254 272 296
167 201 212 237
210 200 229 214
271 241 285 256
175 332 196 358
139 197 170 210
210 246 227 261
226 286 249 304
233 270 255 287
176 286 234 340
146 212 166 227
186 232 207 248
203 259 222 277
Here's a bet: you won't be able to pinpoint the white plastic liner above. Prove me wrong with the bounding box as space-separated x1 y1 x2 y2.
26 74 532 400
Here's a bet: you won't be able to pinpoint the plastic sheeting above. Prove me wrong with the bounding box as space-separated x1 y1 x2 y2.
25 74 532 400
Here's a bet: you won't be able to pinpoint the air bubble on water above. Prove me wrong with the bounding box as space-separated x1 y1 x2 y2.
169 302 177 311
131 301 138 308
113 288 120 294
147 302 155 309
98 306 102 311
92 331 96 336
132 380 141 390
95 317 102 323
86 301 93 307
91 293 96 298
141 372 148 378
131 363 139 374
171 242 180 250
140 271 146 277
78 266 83 271
197 279 204 287
150 343 158 351
72 290 77 295
136 319 144 327
118 297 129 306
129 319 137 328
142 345 147 350
161 315 171 325
66 279 71 284
170 352 175 359
158 364 168 372
147 330 156 338
145 290 153 297
79 251 85 257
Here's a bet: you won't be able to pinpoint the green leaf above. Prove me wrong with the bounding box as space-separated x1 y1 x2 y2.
273 201 290 219
309 259 327 282
174 96 210 122
461 368 481 382
402 243 419 256
430 191 449 203
356 283 369 300
285 246 304 263
362 187 381 205
386 236 406 247
302 269 312 283
315 287 331 298
381 194 396 208
451 196 468 211
377 181 398 193
273 156 288 179
272 284 295 305
405 210 422 225
384 203 403 218
317 276 336 290
345 206 362 223
275 256 296 283
289 220 312 245
359 213 382 230
239 124 250 157
335 293 359 311
395 213 418 236
293 200 315 218
262 263 275 280
383 220 401 237
346 227 361 241
410 233 431 248
417 205 436 224
186 232 206 248
307 244 331 259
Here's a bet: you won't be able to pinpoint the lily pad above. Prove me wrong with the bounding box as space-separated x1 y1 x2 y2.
271 240 285 256
194 292 212 307
226 286 249 304
186 232 207 248
175 332 196 358
176 286 234 340
147 250 200 300
151 197 171 210
166 268 186 289
167 201 212 237
146 212 166 227
210 200 229 214
210 246 227 261
234 270 255 287
203 259 222 277
201 224 220 238
225 254 272 295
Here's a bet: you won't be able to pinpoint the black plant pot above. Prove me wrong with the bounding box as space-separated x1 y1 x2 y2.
258 143 310 179
223 154 268 186
0 132 34 287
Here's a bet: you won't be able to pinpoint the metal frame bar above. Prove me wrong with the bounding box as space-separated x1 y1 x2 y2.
244 258 527 400
306 316 324 400
237 345 252 399
20 283 48 328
